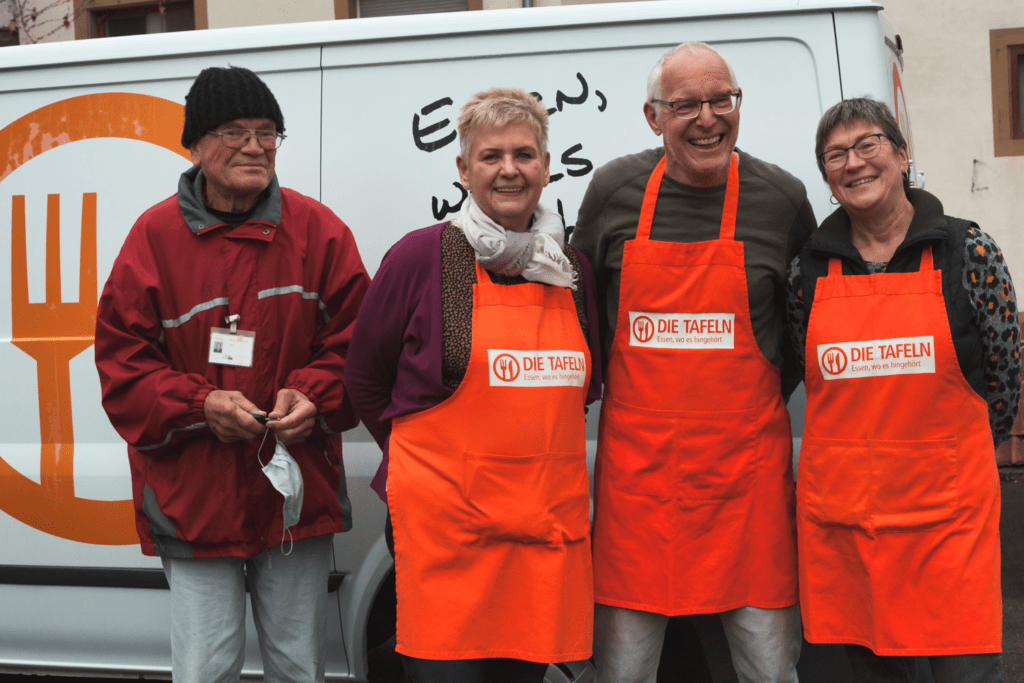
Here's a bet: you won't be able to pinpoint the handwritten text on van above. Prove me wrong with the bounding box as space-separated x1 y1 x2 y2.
628 312 735 349
817 336 935 380
417 71 604 236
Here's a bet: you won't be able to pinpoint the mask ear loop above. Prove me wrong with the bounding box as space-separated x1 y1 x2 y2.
281 528 294 556
255 425 294 558
257 422 273 468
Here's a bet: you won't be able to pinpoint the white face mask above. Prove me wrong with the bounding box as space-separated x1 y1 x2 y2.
261 440 304 531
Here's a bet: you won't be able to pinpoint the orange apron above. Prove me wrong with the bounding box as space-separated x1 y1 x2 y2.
387 261 593 662
592 153 798 614
799 246 1002 655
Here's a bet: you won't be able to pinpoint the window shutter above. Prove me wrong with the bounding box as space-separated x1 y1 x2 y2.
358 0 469 17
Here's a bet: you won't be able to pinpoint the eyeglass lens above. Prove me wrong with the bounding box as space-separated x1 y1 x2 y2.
670 94 737 119
221 129 281 149
822 135 883 169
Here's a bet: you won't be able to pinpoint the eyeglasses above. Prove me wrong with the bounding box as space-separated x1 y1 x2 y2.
651 92 741 120
819 134 892 170
208 128 286 150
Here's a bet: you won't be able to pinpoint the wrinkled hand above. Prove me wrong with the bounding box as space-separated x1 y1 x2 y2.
268 388 316 445
204 390 266 443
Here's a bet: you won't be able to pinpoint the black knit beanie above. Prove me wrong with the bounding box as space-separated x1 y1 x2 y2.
180 66 285 149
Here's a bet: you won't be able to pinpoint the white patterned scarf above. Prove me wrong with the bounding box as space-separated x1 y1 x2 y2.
454 194 576 290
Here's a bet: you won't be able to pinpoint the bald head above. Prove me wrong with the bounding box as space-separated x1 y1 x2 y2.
647 42 738 102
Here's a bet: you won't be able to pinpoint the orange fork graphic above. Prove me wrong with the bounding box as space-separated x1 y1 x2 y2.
11 194 96 500
2 193 135 544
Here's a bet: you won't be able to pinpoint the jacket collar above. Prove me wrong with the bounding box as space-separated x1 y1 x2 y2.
177 166 282 235
806 188 948 265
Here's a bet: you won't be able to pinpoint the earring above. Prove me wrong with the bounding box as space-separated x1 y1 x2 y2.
829 195 839 205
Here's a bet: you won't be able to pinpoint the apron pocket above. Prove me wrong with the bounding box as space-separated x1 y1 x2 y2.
461 451 590 545
602 399 756 501
801 436 958 534
675 408 757 500
601 399 678 498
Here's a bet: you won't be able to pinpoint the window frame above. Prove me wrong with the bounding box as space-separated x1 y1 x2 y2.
94 1 194 38
1010 44 1024 141
73 0 200 39
990 27 1024 156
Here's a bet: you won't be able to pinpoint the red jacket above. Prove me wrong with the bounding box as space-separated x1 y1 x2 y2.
96 173 369 558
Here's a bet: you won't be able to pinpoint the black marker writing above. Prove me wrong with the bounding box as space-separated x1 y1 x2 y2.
531 92 557 117
557 199 575 242
432 182 468 220
413 97 457 152
554 73 588 112
561 143 593 177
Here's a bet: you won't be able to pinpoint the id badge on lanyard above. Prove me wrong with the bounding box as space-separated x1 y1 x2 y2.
209 314 255 367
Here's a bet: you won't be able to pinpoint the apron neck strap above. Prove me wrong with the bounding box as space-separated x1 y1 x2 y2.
919 244 934 271
827 257 843 277
827 245 934 277
719 151 740 241
635 151 740 242
636 156 667 241
475 259 493 285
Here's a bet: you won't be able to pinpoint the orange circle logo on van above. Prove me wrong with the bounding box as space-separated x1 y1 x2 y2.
0 93 188 545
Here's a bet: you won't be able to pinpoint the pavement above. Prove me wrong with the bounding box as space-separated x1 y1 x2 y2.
5 474 1023 683
367 472 1024 683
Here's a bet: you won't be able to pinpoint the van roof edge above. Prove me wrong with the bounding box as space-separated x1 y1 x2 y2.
0 0 882 74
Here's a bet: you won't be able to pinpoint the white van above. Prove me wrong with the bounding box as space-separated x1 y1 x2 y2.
0 1 911 680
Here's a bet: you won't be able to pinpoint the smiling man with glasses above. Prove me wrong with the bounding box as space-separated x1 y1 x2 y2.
571 42 817 683
95 66 369 683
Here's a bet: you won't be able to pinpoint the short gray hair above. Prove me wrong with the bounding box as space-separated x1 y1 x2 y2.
457 87 549 160
646 42 738 103
814 97 907 180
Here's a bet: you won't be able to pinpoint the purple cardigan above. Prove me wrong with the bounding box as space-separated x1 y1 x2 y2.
346 222 604 500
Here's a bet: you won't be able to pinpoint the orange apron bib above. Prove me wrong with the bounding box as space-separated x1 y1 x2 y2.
387 261 593 662
799 246 1001 655
592 153 798 614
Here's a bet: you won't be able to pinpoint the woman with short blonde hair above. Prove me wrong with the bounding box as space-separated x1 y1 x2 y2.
347 87 602 683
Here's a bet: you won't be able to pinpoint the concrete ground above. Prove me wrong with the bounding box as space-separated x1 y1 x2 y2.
4 475 1021 683
365 473 1024 683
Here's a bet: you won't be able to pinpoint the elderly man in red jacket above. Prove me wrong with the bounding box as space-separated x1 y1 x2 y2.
95 66 369 683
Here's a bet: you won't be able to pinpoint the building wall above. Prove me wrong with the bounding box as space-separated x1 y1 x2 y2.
4 0 75 44
882 0 1024 286
207 0 334 28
